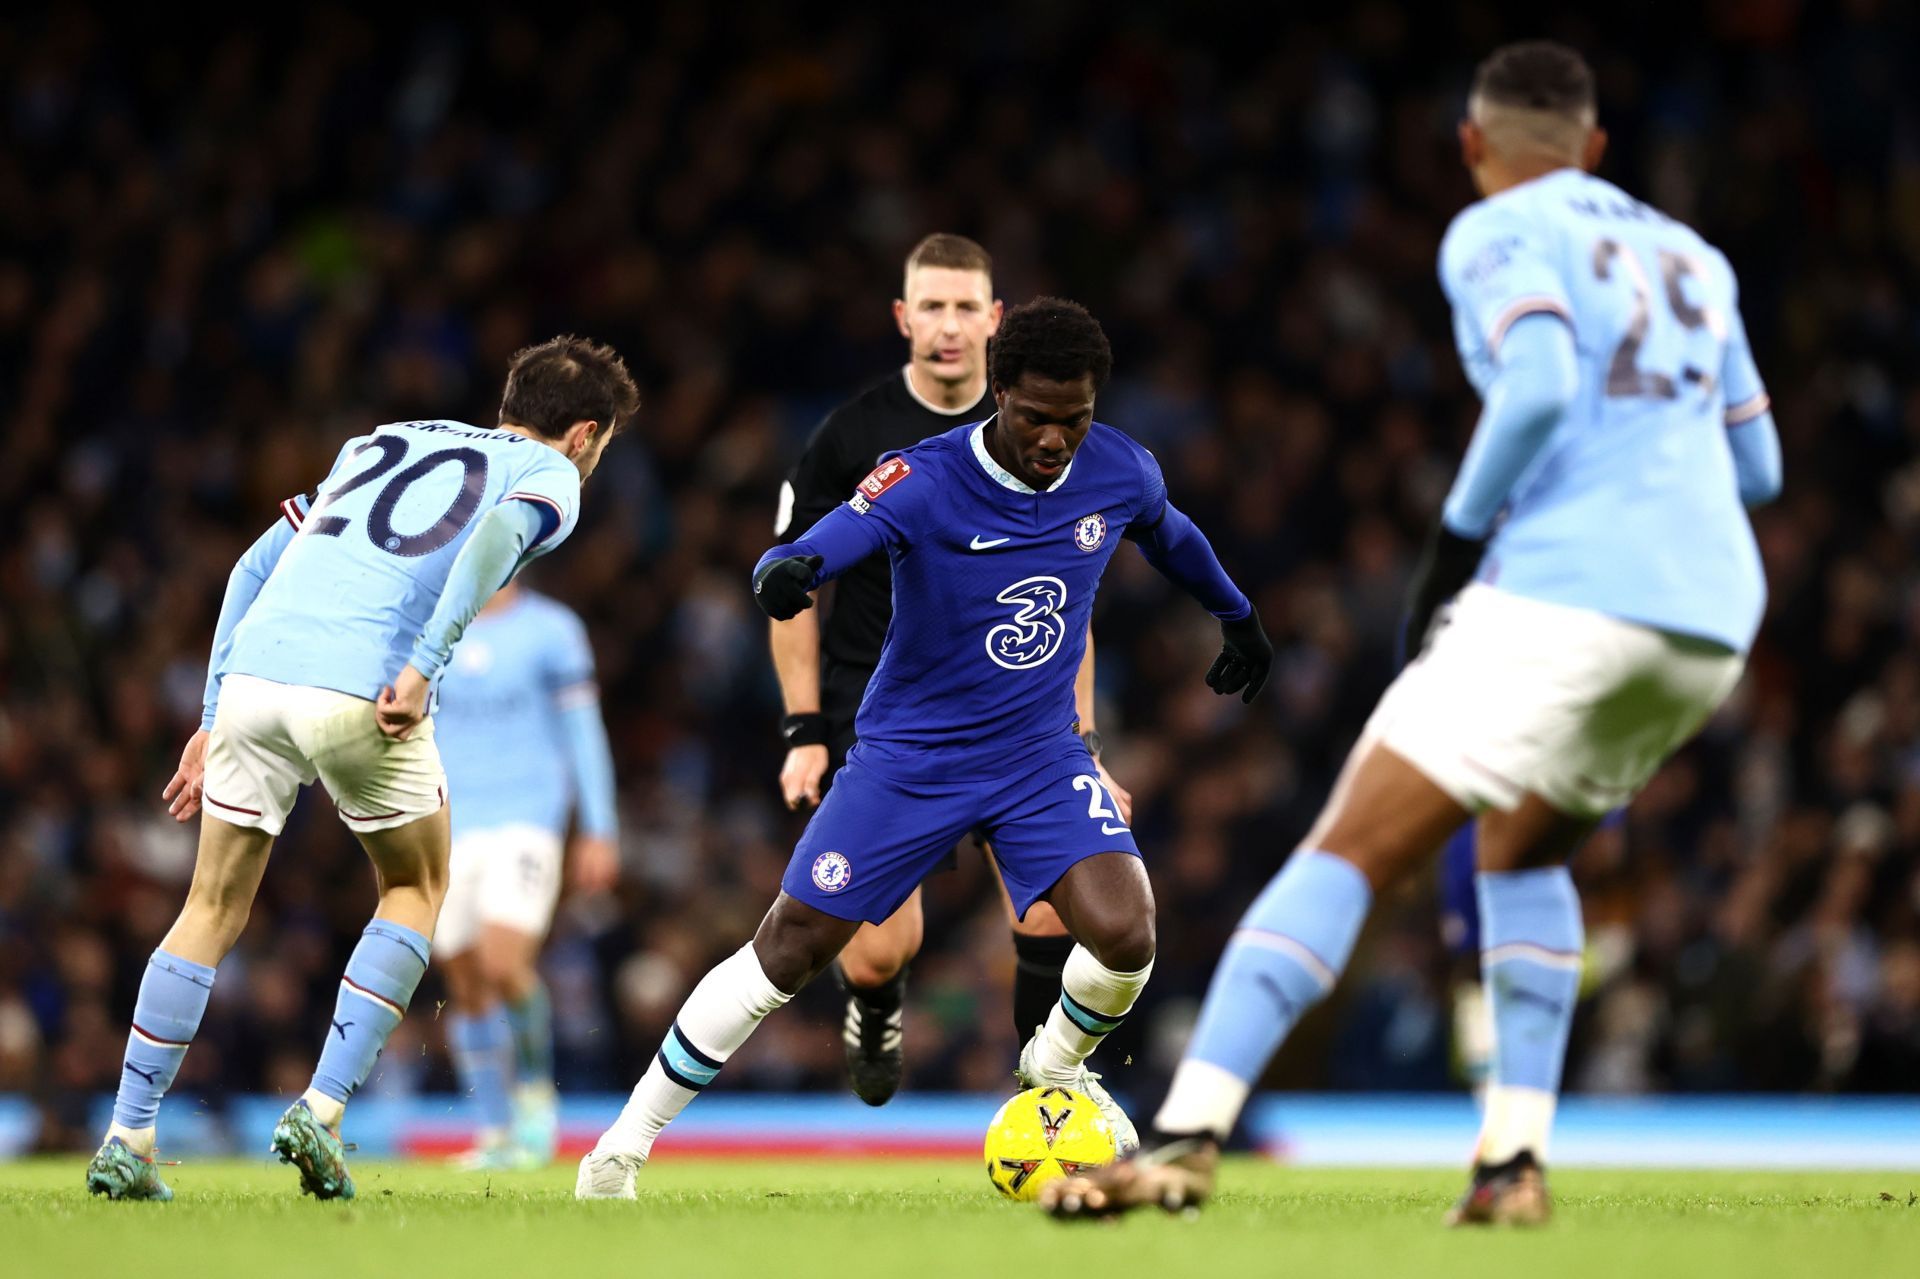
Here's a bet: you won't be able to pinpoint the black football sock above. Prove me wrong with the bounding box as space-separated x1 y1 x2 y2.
1011 932 1077 1043
840 964 908 1013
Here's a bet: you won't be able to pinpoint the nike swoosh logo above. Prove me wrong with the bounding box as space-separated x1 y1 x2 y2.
1101 823 1129 835
970 536 1011 550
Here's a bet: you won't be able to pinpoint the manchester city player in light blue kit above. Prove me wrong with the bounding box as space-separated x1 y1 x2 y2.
435 582 619 1169
1045 42 1782 1226
86 337 637 1203
576 298 1273 1199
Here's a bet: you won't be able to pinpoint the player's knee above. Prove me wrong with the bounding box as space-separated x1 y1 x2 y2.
838 947 905 988
479 950 536 1000
1086 914 1155 973
753 897 858 995
183 877 253 936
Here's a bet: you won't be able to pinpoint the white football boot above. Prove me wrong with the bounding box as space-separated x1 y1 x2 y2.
574 1147 646 1200
1015 1027 1140 1155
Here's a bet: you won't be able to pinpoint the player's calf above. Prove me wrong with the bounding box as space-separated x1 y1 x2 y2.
581 913 836 1192
1022 853 1157 1150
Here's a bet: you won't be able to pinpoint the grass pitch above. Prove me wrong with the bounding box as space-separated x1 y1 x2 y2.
3 1158 1913 1279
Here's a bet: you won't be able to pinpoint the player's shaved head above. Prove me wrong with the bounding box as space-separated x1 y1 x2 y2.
1468 41 1596 167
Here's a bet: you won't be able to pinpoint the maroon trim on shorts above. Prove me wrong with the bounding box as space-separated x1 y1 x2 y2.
337 803 407 822
205 793 263 818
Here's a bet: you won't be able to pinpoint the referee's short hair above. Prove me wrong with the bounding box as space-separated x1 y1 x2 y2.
905 233 992 280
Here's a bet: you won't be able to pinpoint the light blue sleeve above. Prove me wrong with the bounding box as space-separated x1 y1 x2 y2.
201 506 304 730
503 446 584 560
548 613 618 840
1719 302 1782 507
407 500 546 680
559 701 619 839
1440 311 1582 538
1440 200 1574 356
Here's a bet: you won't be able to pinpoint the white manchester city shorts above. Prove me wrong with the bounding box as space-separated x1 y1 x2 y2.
1363 585 1745 819
435 824 567 955
202 674 447 836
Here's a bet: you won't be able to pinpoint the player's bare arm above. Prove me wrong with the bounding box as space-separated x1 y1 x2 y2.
769 602 829 809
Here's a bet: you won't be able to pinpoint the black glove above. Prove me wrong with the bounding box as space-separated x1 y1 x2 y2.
1206 611 1273 704
1400 522 1488 666
753 554 824 621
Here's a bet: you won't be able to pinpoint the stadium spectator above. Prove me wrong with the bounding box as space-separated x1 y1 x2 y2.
2 4 1917 1146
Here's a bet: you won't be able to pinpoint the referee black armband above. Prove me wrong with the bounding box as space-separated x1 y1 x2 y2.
781 713 830 748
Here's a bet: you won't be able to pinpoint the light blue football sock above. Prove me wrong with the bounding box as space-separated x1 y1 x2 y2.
113 950 217 1129
1476 867 1583 1094
310 921 431 1106
1187 848 1373 1082
505 982 554 1087
1156 849 1373 1138
448 1010 514 1132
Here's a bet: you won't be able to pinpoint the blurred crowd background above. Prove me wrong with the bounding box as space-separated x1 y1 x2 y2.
4 1 1919 1149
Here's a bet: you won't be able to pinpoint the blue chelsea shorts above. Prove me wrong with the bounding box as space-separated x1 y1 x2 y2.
782 739 1139 924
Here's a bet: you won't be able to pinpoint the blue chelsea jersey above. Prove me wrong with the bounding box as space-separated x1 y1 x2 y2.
826 419 1164 782
1440 168 1770 651
223 420 583 700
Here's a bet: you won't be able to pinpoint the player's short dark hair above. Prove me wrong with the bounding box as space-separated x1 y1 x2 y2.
498 335 640 439
905 232 992 280
989 297 1113 392
1471 41 1595 119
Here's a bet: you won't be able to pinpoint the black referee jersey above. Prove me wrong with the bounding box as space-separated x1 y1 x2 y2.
776 367 993 711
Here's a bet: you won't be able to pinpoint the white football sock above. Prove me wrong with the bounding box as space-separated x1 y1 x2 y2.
1028 946 1152 1084
1477 1084 1557 1164
597 944 791 1159
1152 1058 1252 1141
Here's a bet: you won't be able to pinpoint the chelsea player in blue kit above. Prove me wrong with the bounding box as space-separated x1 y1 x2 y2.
435 582 620 1169
1045 43 1783 1226
87 337 637 1203
577 298 1273 1199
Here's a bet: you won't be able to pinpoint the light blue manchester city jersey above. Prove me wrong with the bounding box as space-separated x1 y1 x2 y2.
434 591 599 839
1439 169 1771 651
224 420 582 700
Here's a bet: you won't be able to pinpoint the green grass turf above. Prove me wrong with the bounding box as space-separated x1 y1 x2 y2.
2 1158 1914 1279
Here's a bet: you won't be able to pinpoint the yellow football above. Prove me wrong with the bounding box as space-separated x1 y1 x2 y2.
983 1085 1118 1201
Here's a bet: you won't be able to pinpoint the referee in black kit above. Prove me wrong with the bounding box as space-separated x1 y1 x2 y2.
767 233 1132 1104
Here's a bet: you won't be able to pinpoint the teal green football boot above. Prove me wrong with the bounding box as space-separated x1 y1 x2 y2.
271 1100 356 1200
511 1083 560 1168
86 1137 174 1202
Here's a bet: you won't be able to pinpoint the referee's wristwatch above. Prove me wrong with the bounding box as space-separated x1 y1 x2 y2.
781 712 830 749
1080 728 1103 760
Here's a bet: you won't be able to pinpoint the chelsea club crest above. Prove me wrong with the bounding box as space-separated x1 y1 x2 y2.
811 851 852 893
1073 513 1107 552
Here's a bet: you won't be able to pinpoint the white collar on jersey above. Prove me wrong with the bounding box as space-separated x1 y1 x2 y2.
901 365 987 416
970 417 1073 494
